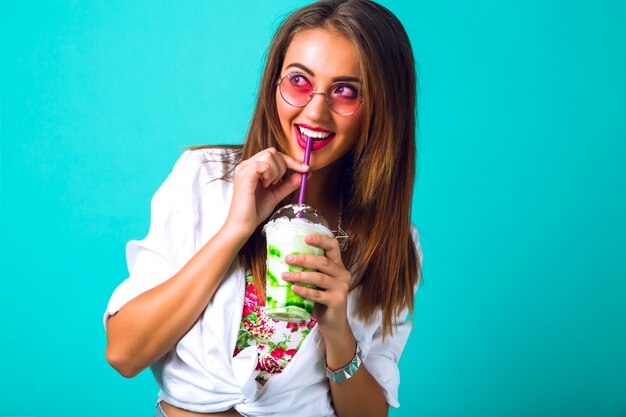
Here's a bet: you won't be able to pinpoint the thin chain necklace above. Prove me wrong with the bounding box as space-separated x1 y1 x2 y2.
332 192 349 251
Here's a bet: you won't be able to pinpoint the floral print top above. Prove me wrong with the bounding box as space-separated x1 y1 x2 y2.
233 273 317 383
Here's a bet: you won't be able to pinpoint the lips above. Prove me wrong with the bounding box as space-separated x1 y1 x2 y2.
294 124 336 151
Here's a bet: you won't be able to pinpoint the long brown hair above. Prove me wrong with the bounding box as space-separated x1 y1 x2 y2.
202 0 420 338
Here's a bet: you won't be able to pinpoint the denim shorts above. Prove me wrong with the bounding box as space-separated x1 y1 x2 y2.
154 402 168 417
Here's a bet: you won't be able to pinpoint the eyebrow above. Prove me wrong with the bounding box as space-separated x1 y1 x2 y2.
285 62 362 83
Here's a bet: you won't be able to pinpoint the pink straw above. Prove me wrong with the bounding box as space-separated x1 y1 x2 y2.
297 137 313 205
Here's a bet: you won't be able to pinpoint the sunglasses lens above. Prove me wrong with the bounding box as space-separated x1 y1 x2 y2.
280 74 312 106
328 83 361 115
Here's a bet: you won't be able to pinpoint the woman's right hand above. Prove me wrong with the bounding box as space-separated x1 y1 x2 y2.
106 147 308 378
225 147 309 239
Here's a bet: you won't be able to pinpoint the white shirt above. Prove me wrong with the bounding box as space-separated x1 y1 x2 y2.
104 148 423 416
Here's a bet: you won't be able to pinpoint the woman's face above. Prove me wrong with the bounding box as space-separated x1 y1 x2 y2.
276 29 364 170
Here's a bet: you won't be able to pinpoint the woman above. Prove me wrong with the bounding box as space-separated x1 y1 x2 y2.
104 1 422 416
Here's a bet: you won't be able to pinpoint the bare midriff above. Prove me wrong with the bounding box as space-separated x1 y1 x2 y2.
160 401 242 417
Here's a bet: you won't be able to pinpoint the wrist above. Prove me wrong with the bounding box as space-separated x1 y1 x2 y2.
221 217 255 244
216 220 252 250
323 324 357 371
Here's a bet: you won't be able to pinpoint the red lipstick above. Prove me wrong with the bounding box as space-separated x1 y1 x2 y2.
294 124 335 151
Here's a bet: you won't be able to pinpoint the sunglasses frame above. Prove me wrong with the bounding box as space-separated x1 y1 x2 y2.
276 73 365 116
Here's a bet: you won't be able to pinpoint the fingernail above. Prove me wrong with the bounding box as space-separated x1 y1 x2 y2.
301 163 309 169
285 255 296 263
282 272 293 279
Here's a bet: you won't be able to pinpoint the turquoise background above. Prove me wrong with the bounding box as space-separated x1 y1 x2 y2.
1 1 625 416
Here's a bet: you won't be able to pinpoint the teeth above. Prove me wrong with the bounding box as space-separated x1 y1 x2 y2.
298 125 332 140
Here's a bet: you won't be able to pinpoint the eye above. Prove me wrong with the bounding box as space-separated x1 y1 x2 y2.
287 73 312 90
331 83 359 99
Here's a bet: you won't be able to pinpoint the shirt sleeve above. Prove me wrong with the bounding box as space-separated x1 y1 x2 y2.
363 225 423 408
103 150 211 328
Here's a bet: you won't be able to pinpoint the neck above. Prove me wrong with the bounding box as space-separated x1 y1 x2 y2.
299 162 341 230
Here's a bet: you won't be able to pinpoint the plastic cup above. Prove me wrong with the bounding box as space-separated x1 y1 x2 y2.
262 204 333 322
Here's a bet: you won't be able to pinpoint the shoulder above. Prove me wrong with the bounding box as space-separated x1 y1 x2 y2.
150 147 240 209
171 146 241 181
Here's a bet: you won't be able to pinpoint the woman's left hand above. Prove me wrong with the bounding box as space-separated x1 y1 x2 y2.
282 234 351 337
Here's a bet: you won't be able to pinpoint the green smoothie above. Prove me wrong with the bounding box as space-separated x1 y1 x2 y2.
262 205 333 322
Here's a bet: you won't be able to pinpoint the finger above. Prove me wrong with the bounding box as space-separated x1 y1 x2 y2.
234 159 264 193
291 284 327 304
254 147 277 161
264 148 288 185
284 253 347 282
282 271 334 291
252 148 290 187
270 172 306 203
279 152 310 173
291 284 346 310
256 148 283 169
252 160 281 188
251 160 272 187
303 234 344 266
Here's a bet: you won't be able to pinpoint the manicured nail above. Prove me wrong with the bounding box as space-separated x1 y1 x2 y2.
282 272 293 279
285 255 296 262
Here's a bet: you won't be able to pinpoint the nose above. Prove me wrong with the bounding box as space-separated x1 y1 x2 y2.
303 92 332 122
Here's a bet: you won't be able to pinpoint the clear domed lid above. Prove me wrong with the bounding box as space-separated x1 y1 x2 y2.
263 204 331 234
